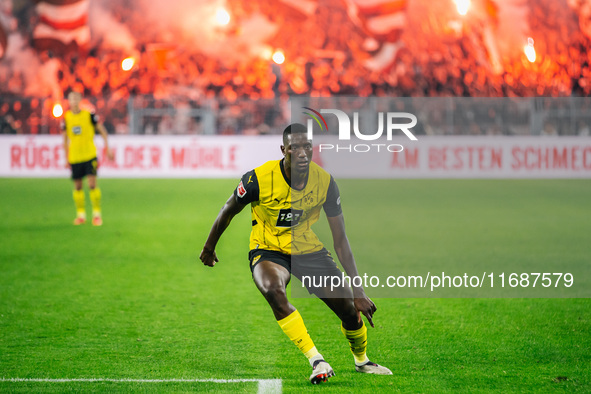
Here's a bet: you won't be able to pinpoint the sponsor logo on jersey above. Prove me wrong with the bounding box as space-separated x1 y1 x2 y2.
251 255 262 267
276 208 304 228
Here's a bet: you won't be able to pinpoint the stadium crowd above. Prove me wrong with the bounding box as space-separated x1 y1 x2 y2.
0 0 590 135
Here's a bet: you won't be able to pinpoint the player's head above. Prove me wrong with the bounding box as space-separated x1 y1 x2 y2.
281 123 312 175
282 123 308 146
67 91 82 112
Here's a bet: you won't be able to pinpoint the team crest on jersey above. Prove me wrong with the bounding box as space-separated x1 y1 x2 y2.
303 191 314 205
237 181 247 197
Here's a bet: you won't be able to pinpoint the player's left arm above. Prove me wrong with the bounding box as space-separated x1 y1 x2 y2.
327 214 377 327
61 122 70 169
92 113 114 161
324 177 377 327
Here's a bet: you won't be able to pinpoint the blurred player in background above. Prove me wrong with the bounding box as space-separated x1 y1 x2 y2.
62 91 113 226
200 123 391 384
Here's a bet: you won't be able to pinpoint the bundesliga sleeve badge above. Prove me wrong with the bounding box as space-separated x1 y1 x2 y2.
237 181 247 198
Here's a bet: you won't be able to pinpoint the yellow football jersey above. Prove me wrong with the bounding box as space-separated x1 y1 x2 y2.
235 159 342 255
63 110 98 164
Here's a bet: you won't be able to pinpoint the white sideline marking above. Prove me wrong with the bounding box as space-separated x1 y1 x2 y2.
0 378 282 393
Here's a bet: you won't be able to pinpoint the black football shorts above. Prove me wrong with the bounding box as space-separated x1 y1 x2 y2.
249 248 351 297
71 158 98 180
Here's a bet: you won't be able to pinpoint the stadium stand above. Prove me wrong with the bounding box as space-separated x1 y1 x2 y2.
0 0 590 135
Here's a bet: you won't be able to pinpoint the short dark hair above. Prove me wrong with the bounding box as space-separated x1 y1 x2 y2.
282 123 307 145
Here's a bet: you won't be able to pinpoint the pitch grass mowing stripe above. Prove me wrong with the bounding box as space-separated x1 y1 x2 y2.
0 378 282 393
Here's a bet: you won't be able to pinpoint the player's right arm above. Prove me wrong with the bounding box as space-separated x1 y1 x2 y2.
200 194 247 267
200 170 259 267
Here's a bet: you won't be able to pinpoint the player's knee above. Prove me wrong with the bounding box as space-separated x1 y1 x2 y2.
261 281 287 302
260 284 293 318
264 287 295 320
257 280 288 308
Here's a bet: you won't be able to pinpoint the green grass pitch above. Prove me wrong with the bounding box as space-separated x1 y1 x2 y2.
0 178 589 393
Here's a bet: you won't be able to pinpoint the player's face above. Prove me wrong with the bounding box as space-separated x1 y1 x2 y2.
283 133 313 174
67 92 81 111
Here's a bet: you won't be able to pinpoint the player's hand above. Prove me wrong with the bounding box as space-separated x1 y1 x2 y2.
64 160 70 169
199 247 219 267
354 296 377 328
106 148 115 161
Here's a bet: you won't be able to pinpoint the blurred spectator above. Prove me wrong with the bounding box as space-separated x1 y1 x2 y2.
541 120 559 136
576 120 590 136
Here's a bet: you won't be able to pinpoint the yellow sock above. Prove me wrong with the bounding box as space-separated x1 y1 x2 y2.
73 189 85 217
341 321 370 365
89 188 102 217
278 310 321 364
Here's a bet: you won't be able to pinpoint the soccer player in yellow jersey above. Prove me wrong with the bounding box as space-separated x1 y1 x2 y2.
62 91 113 226
200 123 392 384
